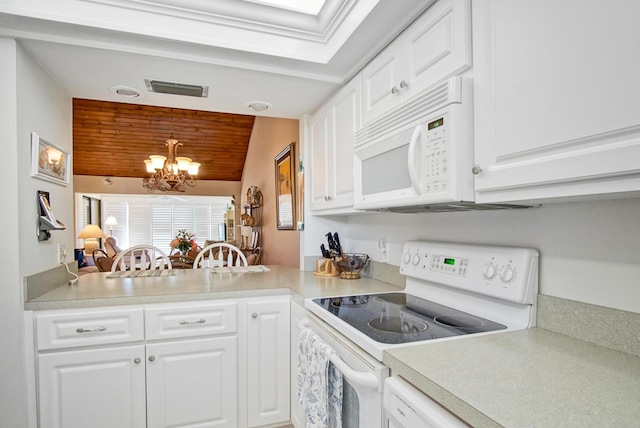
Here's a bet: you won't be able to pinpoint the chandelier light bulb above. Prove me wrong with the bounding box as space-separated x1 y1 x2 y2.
149 155 166 169
175 157 193 171
144 159 155 173
188 162 200 175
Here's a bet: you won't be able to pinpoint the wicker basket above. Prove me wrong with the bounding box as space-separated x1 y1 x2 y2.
333 253 369 279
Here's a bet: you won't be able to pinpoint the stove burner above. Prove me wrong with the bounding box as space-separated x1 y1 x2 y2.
330 296 369 308
368 316 428 334
373 294 407 305
434 315 484 329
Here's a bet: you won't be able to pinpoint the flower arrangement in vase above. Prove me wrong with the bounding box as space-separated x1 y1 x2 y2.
170 229 197 255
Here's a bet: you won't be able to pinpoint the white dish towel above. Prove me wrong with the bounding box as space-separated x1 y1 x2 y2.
297 328 343 428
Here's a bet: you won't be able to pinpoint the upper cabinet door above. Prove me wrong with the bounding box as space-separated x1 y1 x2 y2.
329 75 361 210
361 45 406 125
361 0 471 125
310 75 361 214
473 0 640 203
402 0 472 100
309 106 331 211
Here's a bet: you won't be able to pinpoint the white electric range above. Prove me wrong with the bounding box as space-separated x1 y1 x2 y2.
302 240 539 427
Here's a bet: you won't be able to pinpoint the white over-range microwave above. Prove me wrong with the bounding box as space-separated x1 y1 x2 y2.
354 77 481 212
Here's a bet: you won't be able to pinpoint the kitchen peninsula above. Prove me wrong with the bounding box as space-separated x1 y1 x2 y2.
25 264 640 428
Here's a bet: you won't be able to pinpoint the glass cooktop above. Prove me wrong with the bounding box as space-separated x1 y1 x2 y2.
311 292 506 344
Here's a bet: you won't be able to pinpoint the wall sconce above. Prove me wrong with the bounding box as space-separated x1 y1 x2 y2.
46 147 63 165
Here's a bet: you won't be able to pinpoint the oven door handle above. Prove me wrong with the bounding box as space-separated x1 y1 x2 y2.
299 319 379 390
328 352 379 389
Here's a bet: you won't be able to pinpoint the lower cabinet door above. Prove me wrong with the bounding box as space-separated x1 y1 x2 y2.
247 298 291 427
38 344 146 428
145 336 238 428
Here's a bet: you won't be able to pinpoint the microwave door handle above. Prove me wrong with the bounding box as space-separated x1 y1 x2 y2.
408 126 424 195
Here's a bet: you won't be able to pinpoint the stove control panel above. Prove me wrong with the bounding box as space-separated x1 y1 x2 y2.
400 241 539 305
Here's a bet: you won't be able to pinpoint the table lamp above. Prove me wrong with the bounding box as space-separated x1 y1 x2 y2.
77 224 107 254
104 215 118 236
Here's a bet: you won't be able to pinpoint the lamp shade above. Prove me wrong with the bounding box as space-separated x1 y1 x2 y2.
77 224 107 239
104 216 118 227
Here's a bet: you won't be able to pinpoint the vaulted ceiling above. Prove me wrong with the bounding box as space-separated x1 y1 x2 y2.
73 99 255 181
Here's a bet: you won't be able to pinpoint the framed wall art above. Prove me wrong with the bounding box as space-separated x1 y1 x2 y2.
31 132 70 186
274 142 296 230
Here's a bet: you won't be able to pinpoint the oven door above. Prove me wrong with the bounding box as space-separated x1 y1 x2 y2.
301 313 389 428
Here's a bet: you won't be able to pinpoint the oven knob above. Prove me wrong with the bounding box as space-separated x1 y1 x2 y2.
403 252 411 264
482 263 496 279
412 253 421 265
500 266 515 283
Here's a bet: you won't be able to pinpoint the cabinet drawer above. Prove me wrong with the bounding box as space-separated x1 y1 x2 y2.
36 307 144 351
145 301 237 340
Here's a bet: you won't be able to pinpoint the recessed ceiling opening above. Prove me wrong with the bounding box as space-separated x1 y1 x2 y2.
145 79 209 97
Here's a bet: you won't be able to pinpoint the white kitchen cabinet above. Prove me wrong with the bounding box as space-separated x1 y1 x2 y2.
38 344 146 428
146 336 237 427
472 0 640 203
361 0 471 125
289 300 308 428
35 302 238 428
246 296 291 427
310 75 361 213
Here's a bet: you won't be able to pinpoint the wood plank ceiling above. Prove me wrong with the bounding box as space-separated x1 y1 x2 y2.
73 99 256 181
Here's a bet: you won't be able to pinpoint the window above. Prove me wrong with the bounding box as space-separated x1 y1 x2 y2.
101 195 233 254
81 195 103 246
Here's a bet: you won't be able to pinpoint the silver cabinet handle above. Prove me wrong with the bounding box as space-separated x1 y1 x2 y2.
179 319 206 325
134 358 141 364
472 165 483 175
76 326 107 333
251 313 258 319
399 80 408 89
148 356 156 362
391 86 399 94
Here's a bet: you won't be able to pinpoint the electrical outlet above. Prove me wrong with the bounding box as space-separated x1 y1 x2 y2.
57 244 67 264
378 238 389 263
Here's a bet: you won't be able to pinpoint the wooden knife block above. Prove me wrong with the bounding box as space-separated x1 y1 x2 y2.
313 258 339 277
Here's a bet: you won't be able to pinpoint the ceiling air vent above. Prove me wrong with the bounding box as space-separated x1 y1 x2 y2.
145 79 209 98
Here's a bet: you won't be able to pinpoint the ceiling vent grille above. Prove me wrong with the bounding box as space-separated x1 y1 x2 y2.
145 79 209 98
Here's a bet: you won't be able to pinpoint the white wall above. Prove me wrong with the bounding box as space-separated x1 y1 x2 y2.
0 37 28 428
17 42 74 275
0 39 73 427
339 198 640 314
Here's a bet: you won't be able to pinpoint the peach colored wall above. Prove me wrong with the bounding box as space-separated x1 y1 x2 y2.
240 116 300 267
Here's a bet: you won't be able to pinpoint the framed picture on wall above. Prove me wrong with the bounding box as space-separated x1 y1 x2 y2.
275 142 296 230
30 132 70 186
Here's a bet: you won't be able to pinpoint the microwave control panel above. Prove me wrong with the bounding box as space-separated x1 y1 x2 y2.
421 114 448 193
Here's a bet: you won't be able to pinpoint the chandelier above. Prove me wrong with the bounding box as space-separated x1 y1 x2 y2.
142 114 200 192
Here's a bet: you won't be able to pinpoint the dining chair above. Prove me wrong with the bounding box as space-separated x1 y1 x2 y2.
93 249 115 272
192 242 248 268
111 245 172 272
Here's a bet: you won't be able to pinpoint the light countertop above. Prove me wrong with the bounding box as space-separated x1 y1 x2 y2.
25 265 403 310
384 328 640 428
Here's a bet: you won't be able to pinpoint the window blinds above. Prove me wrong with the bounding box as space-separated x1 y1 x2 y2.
101 196 232 254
